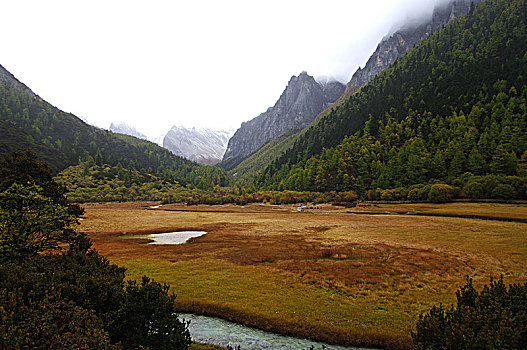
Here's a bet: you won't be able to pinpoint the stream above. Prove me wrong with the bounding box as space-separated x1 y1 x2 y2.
141 232 371 349
181 313 370 350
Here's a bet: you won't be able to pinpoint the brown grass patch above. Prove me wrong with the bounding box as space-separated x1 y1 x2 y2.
81 201 527 349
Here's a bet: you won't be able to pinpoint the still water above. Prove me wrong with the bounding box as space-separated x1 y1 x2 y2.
145 231 207 244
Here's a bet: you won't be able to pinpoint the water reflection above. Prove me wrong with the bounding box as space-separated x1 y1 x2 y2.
145 231 207 245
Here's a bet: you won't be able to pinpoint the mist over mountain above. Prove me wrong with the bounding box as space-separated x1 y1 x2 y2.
164 126 234 165
347 0 479 88
259 0 526 195
222 72 345 164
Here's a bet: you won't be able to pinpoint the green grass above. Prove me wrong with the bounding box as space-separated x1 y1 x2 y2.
230 129 301 181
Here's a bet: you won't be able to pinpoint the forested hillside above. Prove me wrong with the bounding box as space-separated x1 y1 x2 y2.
260 0 527 196
227 84 361 184
0 67 228 189
229 0 477 185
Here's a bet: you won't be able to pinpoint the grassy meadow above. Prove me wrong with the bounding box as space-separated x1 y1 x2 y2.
80 202 527 349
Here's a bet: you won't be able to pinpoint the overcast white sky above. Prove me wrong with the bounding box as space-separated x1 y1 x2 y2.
1 0 444 138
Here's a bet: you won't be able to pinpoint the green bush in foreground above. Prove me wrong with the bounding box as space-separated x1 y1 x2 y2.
0 150 191 349
413 277 527 349
111 276 191 349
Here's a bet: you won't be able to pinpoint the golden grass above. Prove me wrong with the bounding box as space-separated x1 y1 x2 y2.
81 201 527 349
306 202 527 221
420 202 527 220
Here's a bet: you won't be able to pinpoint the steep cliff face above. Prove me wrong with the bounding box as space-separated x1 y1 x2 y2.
347 0 479 88
223 72 345 161
163 126 233 165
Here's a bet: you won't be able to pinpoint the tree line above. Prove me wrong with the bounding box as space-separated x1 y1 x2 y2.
259 0 527 196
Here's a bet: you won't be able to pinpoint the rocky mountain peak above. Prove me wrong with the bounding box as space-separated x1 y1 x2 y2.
109 122 148 140
347 0 480 88
163 126 234 165
222 72 345 162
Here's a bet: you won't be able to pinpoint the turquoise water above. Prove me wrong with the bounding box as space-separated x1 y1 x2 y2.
181 313 370 350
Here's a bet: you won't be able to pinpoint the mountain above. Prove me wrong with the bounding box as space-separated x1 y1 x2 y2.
109 122 234 165
222 0 478 180
0 65 228 189
163 126 233 165
260 0 527 194
222 72 345 165
0 64 37 98
347 0 480 89
109 122 148 140
227 85 362 183
109 122 165 146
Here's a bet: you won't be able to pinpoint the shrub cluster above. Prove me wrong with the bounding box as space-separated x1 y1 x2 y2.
372 174 527 202
163 189 358 206
413 277 527 349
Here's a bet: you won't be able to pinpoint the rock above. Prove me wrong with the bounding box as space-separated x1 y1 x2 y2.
163 126 234 165
347 0 480 88
109 122 148 140
223 72 345 161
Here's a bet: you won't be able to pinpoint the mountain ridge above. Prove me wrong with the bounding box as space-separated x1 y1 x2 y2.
223 0 479 179
222 72 345 164
0 64 37 98
0 66 228 189
347 0 480 88
259 0 527 193
109 122 149 141
163 126 233 165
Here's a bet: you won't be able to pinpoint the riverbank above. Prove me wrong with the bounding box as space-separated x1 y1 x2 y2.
183 313 363 349
80 201 527 349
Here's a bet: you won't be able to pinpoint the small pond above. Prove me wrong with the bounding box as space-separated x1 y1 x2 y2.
181 313 370 350
145 231 207 245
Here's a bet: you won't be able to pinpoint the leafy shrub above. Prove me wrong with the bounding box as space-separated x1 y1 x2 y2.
381 189 395 201
407 188 420 201
0 253 191 350
0 183 79 262
366 188 381 201
0 290 117 349
462 181 485 199
110 276 191 349
428 184 455 203
490 183 517 199
413 277 527 349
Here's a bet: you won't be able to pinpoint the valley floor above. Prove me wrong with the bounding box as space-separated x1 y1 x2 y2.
80 201 527 349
